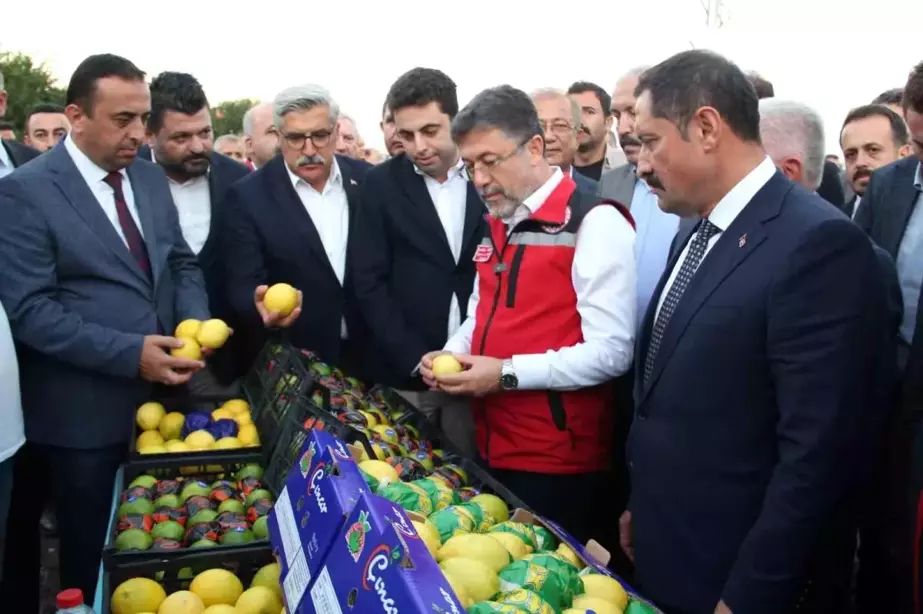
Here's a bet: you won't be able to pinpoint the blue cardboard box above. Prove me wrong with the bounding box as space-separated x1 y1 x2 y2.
303 491 466 614
267 429 367 609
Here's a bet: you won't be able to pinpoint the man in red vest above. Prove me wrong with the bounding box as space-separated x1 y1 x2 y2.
420 85 637 542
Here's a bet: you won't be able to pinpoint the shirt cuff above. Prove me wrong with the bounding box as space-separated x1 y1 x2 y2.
511 352 550 390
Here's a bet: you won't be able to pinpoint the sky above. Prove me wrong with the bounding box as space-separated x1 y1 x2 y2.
2 0 922 156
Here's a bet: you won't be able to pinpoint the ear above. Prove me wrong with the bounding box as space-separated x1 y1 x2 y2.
605 114 614 131
691 106 722 150
899 143 912 158
64 103 85 127
779 157 804 184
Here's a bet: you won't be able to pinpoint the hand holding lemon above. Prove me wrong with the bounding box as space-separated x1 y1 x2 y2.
255 283 302 328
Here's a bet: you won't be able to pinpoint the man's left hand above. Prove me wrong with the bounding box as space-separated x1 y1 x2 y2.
715 600 733 614
435 354 503 397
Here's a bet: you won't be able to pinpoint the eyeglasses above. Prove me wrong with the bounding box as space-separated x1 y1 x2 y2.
462 138 531 181
279 128 333 150
538 120 576 136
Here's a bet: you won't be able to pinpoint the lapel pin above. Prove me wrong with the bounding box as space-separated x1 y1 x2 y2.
350 179 358 186
738 233 747 248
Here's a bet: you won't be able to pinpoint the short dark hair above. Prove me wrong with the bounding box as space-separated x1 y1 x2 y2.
386 67 458 119
566 81 611 117
148 71 209 133
451 85 542 145
747 72 775 99
872 88 903 107
904 61 923 114
66 54 145 114
636 50 761 143
841 104 909 147
25 103 66 131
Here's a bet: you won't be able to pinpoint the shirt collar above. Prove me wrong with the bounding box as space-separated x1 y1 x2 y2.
0 141 12 169
413 156 465 182
914 161 922 191
286 156 342 192
522 167 565 215
706 156 776 232
64 135 125 184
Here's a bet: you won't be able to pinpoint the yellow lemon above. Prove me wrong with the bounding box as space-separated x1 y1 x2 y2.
137 430 165 450
233 412 253 427
221 399 250 415
164 440 190 453
185 430 216 450
263 283 298 316
579 574 629 609
237 424 260 447
202 606 237 614
136 402 166 431
189 568 244 606
196 319 231 350
211 408 233 421
159 412 185 440
110 577 166 614
250 563 282 600
171 337 202 361
432 354 463 376
215 437 242 450
235 586 282 614
175 319 202 339
139 445 168 455
157 590 205 613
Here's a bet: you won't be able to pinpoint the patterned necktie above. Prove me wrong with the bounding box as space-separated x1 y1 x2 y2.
643 219 721 384
103 171 152 280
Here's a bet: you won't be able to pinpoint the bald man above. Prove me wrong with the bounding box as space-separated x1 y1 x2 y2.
242 102 278 168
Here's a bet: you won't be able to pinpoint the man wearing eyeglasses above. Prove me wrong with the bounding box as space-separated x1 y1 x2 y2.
419 85 637 544
220 84 371 372
531 88 597 193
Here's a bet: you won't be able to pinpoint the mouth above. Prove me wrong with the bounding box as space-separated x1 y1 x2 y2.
415 154 436 166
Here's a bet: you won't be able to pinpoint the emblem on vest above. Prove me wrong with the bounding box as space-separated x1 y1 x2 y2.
541 206 572 234
473 242 493 262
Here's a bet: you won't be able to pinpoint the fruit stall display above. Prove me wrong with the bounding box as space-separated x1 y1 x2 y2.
102 540 281 614
103 460 280 567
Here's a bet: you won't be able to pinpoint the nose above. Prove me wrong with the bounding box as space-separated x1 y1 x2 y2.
636 153 652 178
618 114 633 137
413 132 428 153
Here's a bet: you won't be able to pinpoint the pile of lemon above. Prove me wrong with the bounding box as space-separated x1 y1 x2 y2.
110 563 283 614
136 399 260 455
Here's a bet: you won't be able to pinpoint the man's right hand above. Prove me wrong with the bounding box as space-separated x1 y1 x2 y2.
419 350 450 389
254 285 303 328
619 510 634 563
139 335 205 385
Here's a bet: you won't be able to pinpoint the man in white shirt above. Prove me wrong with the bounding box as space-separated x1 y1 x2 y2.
352 68 483 455
419 84 636 544
0 300 24 548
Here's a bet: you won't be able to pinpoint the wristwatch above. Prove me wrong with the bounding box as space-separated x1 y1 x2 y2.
500 359 518 390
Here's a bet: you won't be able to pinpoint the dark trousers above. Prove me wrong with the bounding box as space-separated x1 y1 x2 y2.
0 442 123 612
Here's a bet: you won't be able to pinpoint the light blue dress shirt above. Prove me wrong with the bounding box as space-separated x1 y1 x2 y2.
632 176 680 327
0 143 13 180
896 161 923 346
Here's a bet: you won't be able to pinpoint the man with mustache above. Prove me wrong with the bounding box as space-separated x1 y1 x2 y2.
419 84 637 544
840 104 910 220
141 71 250 382
601 67 693 327
567 81 626 180
0 54 210 610
221 84 371 373
379 102 405 158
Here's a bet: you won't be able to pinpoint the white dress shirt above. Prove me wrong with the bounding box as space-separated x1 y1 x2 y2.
287 159 349 338
0 300 24 463
444 167 637 390
64 136 144 245
0 143 13 180
415 158 468 339
851 195 862 221
167 175 211 254
654 156 776 319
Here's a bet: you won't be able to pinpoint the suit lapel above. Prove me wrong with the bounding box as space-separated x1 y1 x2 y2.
341 158 362 282
460 183 485 258
881 161 919 257
639 173 791 404
48 147 151 290
615 166 637 208
267 158 339 283
395 157 455 265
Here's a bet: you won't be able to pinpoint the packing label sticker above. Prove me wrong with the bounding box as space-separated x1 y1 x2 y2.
274 488 301 567
282 548 311 610
310 566 344 614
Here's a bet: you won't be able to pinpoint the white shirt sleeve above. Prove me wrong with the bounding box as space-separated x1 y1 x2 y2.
512 205 637 390
443 273 479 354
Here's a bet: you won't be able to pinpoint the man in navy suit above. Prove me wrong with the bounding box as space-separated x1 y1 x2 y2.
352 68 481 454
221 84 371 372
853 60 923 614
620 50 891 614
0 54 210 610
141 71 250 383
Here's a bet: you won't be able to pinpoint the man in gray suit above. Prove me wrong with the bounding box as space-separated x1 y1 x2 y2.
0 54 209 610
600 67 688 325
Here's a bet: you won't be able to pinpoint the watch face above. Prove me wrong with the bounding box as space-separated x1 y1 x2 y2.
501 373 518 390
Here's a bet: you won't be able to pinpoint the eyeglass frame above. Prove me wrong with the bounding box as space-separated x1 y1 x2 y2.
461 135 535 182
537 119 578 137
279 126 335 150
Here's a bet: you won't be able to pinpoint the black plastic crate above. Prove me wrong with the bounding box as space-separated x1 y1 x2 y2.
100 544 275 614
242 340 292 414
104 459 278 570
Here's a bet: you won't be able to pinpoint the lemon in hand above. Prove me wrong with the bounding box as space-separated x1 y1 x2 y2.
263 283 298 316
172 337 202 361
196 319 231 349
175 319 202 339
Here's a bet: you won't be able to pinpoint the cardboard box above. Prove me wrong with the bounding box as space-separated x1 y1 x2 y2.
267 429 367 609
303 491 466 614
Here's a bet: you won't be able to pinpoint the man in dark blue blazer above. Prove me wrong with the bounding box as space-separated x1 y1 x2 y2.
621 50 891 614
0 55 210 610
141 71 250 383
221 84 371 373
852 61 923 614
352 68 482 453
0 138 40 175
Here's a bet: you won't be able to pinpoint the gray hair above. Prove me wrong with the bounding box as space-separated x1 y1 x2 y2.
214 133 242 148
531 88 581 128
242 102 271 136
759 99 825 190
618 65 651 82
272 84 339 129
